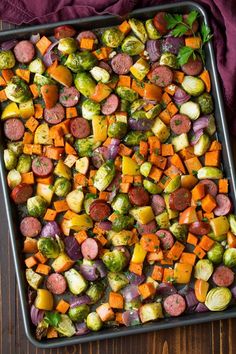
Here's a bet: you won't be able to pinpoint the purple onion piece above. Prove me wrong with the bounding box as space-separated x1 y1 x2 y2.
231 285 236 299
192 116 210 133
122 310 140 327
122 285 140 302
110 138 120 146
30 305 45 326
161 36 184 55
144 99 158 105
75 322 90 336
173 87 190 105
79 264 99 281
70 295 91 308
129 118 154 131
108 144 119 159
94 260 107 278
98 221 112 231
0 39 18 50
64 236 82 260
42 41 59 67
41 221 61 238
190 129 204 146
184 289 198 309
91 147 109 169
146 39 162 62
30 33 40 44
157 283 177 296
195 302 209 313
126 272 145 286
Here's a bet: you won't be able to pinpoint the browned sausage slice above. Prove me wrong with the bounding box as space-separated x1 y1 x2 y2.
59 87 80 107
111 53 133 75
156 229 174 250
54 25 76 39
99 61 112 74
81 238 99 260
169 188 191 211
101 94 119 115
164 294 186 317
170 114 191 135
89 200 111 221
32 156 54 177
212 265 234 287
181 56 203 76
198 180 218 197
153 12 169 35
46 273 67 294
20 217 42 238
151 195 166 215
128 186 150 206
11 183 33 204
149 65 173 87
14 40 35 63
214 194 232 216
4 118 25 141
137 220 157 235
189 221 211 236
69 117 91 138
44 103 65 125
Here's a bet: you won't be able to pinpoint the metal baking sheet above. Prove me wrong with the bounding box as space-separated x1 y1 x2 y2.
0 1 236 348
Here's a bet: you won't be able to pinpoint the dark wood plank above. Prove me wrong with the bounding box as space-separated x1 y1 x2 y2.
0 19 236 354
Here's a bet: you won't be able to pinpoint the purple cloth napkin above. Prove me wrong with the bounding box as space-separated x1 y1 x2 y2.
0 0 236 129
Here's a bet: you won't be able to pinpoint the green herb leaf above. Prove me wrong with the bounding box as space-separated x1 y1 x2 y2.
177 46 194 66
165 13 183 29
44 312 61 327
172 24 188 37
201 23 213 44
185 10 199 27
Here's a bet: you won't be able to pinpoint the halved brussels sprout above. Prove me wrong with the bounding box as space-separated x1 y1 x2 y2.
33 73 55 86
65 51 97 72
93 160 115 191
16 154 32 173
74 72 96 98
196 92 214 115
179 101 200 120
7 169 22 189
0 50 15 69
121 35 145 56
193 133 210 156
102 249 127 272
4 149 17 170
223 248 236 268
66 189 84 213
229 214 236 234
182 76 205 97
108 272 129 292
112 193 131 214
7 141 23 156
129 18 148 43
169 222 188 242
102 27 124 48
55 314 76 337
26 268 43 290
194 259 214 281
159 52 178 69
143 179 162 194
207 242 224 264
108 121 127 139
205 114 216 136
28 58 45 74
86 282 105 304
123 131 147 146
145 19 161 39
140 162 152 177
112 215 134 232
27 195 47 217
130 99 146 114
37 237 60 258
81 99 100 120
86 312 103 331
64 268 87 295
68 304 90 322
90 66 110 83
5 76 31 103
146 104 162 119
197 167 223 180
54 177 71 197
75 137 100 157
205 287 232 311
116 86 138 103
58 38 77 54
164 175 181 193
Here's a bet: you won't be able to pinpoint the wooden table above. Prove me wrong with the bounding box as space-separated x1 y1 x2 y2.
0 20 236 354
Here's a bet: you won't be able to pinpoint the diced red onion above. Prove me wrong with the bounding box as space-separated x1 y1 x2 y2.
75 322 90 335
30 33 40 44
108 144 119 159
110 138 120 146
192 116 210 133
146 39 162 62
98 221 112 231
79 264 99 281
195 303 209 313
190 129 204 146
122 285 140 302
92 147 109 169
231 285 236 299
41 221 61 238
173 87 190 105
144 99 157 105
0 39 18 50
30 305 44 326
161 36 184 55
94 260 107 278
122 310 140 327
64 236 82 260
70 295 91 308
157 283 177 296
127 272 145 285
42 41 59 67
184 289 198 309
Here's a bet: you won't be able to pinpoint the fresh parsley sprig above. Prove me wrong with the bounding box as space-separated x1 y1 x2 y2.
165 10 199 37
44 311 61 327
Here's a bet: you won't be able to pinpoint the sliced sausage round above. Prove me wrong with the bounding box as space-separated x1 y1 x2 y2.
46 273 67 294
164 294 186 317
20 217 42 238
81 238 99 260
212 265 234 287
111 53 133 75
151 195 166 215
69 117 91 138
44 103 65 125
137 220 157 235
169 188 191 211
14 40 35 63
99 61 112 74
128 186 150 206
181 56 203 76
198 179 218 197
89 200 112 221
59 86 80 107
101 94 119 115
170 114 191 135
11 183 33 204
153 12 169 35
149 65 173 87
32 156 54 177
54 25 76 39
189 221 211 236
4 118 25 141
214 194 232 216
156 229 174 250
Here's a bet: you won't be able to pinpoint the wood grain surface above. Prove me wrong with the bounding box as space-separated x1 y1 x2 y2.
0 20 236 354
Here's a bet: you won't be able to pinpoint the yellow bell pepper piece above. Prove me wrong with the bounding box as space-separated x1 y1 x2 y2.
131 243 147 263
35 289 53 310
122 156 140 176
130 206 155 224
210 216 229 237
19 99 35 119
69 214 93 231
129 58 150 81
1 102 20 120
92 115 108 142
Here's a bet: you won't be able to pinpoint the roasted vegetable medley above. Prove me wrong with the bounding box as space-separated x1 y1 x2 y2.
1 10 236 341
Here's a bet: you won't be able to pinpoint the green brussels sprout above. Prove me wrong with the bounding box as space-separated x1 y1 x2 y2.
108 121 127 139
130 99 146 114
229 214 236 234
197 167 223 180
182 76 205 97
207 242 224 264
102 249 127 272
5 76 31 103
65 51 97 72
159 52 178 69
193 133 210 156
7 141 23 156
196 93 214 115
0 50 15 69
205 287 232 311
223 248 236 268
123 131 147 146
28 58 45 74
208 231 226 242
116 86 138 103
140 162 152 177
128 18 148 43
66 189 84 213
194 259 214 281
54 177 71 197
146 104 162 119
84 193 97 214
33 73 55 86
112 193 131 214
90 66 110 83
164 175 181 193
121 35 145 56
86 312 103 331
64 268 88 295
139 303 163 323
155 210 170 229
27 196 47 217
143 179 162 194
179 101 200 120
58 38 77 54
35 319 49 340
16 154 32 173
205 115 216 136
108 230 133 246
125 298 142 311
107 272 129 292
102 27 124 48
81 99 100 120
74 72 96 98
93 160 115 191
37 237 60 258
86 282 105 304
120 99 130 112
112 215 134 232
7 169 22 189
68 304 90 322
55 314 76 337
4 149 17 170
26 268 43 290
169 222 188 242
145 19 161 39
75 137 100 157
132 110 147 120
